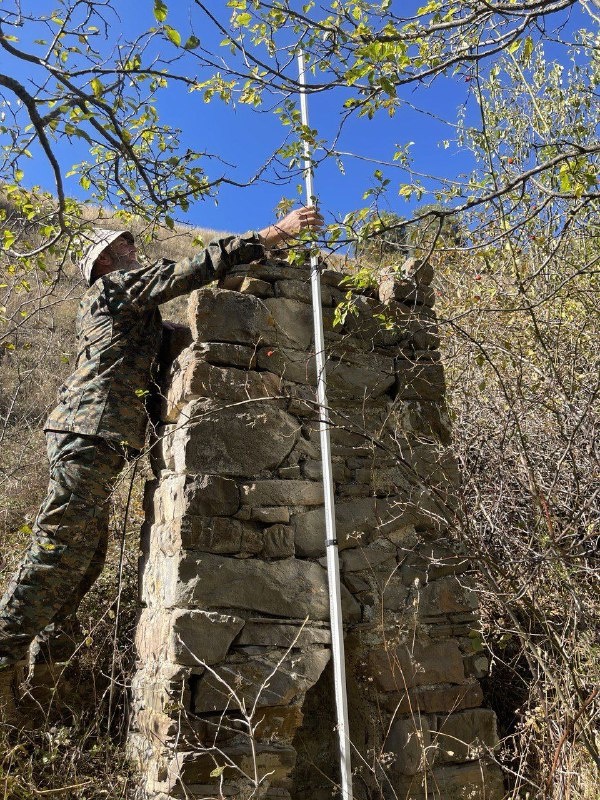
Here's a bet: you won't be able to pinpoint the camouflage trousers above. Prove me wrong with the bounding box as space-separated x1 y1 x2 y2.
0 432 131 665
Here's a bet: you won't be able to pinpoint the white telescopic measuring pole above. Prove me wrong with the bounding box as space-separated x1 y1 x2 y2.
297 49 353 800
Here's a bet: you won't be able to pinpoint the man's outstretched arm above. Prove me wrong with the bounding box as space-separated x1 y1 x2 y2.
105 206 323 313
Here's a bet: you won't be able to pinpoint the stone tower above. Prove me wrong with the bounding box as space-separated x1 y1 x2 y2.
129 255 504 799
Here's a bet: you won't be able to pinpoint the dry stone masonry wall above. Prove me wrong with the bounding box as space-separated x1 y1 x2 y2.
129 256 504 800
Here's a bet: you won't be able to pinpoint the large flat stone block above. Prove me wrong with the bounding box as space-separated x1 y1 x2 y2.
162 356 281 422
368 637 466 692
339 538 398 574
386 715 433 776
163 400 300 477
194 340 259 369
263 297 314 350
396 360 446 401
255 344 395 399
235 620 331 648
379 681 484 716
144 517 261 555
293 495 451 558
135 608 244 666
274 278 313 304
189 288 274 345
239 480 324 508
417 575 479 619
384 399 453 443
174 743 297 786
226 260 308 283
221 274 274 297
151 473 240 520
142 552 360 621
192 648 331 712
434 708 499 764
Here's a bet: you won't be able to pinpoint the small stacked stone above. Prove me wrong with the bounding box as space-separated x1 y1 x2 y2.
128 257 504 800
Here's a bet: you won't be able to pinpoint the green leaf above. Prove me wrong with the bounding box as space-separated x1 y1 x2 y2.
90 77 103 97
164 25 181 46
507 39 521 55
2 230 16 250
184 35 201 50
72 128 93 145
154 0 168 22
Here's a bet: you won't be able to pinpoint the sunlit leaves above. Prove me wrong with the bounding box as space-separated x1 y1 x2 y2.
164 25 181 47
234 12 252 27
184 35 201 50
417 0 442 13
2 230 15 250
190 74 236 104
123 54 142 71
0 0 596 268
558 158 598 197
153 0 168 22
90 77 103 97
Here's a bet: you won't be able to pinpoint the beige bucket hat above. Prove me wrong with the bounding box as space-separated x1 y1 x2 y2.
79 228 134 285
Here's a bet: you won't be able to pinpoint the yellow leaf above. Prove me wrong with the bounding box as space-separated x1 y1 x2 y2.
2 230 15 250
154 0 168 22
165 25 181 46
90 77 103 97
210 766 226 778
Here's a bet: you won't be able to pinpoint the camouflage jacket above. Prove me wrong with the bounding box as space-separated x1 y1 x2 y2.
44 233 264 450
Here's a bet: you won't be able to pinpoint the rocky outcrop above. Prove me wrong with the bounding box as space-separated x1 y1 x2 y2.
128 257 504 799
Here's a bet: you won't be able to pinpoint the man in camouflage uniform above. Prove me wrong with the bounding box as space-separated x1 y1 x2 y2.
0 208 322 713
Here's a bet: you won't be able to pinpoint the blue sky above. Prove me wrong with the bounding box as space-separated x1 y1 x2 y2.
0 1 592 235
